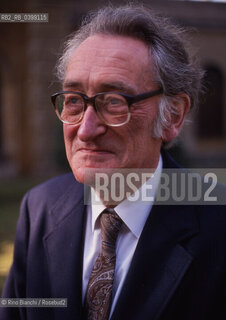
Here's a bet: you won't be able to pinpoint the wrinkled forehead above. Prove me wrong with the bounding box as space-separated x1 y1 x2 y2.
64 34 155 92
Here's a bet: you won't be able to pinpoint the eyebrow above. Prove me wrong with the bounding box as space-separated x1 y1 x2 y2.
100 82 136 94
63 80 137 95
63 81 82 90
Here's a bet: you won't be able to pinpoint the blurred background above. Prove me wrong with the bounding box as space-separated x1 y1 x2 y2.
0 0 226 294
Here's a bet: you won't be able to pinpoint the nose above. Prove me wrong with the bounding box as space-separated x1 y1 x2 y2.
77 106 107 141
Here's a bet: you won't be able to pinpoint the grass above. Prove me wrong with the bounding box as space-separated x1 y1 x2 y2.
0 177 43 295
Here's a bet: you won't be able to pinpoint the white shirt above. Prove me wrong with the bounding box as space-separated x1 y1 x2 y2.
82 156 163 317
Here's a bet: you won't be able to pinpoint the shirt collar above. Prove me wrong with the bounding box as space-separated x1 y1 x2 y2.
91 155 163 238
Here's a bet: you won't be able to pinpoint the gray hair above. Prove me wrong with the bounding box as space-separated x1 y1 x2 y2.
56 4 203 140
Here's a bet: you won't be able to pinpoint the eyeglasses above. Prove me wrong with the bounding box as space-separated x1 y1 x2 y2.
51 88 163 127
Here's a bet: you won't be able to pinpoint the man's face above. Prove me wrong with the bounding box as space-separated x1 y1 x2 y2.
63 34 162 183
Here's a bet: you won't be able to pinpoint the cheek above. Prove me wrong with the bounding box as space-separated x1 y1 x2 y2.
130 104 158 135
126 114 158 153
128 114 151 138
64 124 75 138
63 124 78 149
131 99 159 118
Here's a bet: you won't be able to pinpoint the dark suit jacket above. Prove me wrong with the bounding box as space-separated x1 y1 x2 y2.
1 152 226 320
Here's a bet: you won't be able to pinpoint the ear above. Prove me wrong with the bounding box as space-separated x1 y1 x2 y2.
162 94 190 143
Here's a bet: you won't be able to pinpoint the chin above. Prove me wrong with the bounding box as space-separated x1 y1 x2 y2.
72 167 99 186
72 167 85 184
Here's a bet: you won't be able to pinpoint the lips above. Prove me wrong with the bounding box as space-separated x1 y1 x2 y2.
77 148 113 154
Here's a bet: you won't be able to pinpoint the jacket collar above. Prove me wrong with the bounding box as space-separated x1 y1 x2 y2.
111 150 200 319
111 202 199 319
43 151 199 320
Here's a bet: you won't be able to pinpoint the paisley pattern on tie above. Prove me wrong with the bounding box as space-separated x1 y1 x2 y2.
84 209 123 320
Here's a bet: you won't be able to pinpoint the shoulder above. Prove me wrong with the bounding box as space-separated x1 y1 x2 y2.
29 172 78 194
22 172 84 211
161 149 226 230
17 172 85 236
195 204 226 234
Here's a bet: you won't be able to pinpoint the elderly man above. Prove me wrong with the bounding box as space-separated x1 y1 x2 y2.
1 5 226 320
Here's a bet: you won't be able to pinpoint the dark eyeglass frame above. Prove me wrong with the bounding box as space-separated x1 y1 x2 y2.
51 87 163 126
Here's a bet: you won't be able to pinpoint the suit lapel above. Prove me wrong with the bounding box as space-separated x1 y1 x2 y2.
111 204 199 320
111 151 200 320
42 151 198 319
43 180 86 320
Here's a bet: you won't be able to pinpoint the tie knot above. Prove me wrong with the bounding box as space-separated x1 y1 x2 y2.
100 209 123 256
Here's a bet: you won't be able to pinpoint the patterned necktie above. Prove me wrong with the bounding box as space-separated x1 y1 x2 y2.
84 208 123 320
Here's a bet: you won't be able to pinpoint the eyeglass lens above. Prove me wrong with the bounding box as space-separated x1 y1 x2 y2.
55 93 130 126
